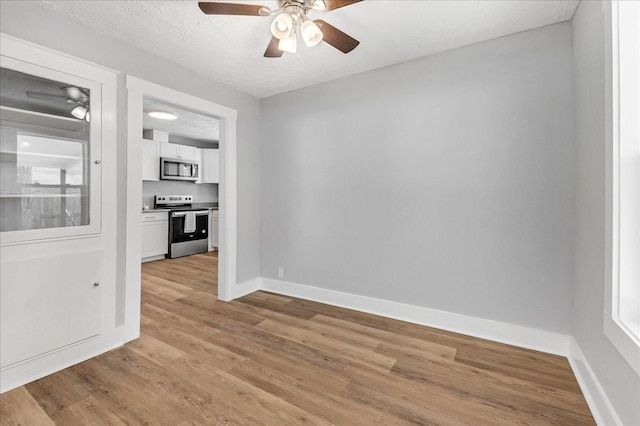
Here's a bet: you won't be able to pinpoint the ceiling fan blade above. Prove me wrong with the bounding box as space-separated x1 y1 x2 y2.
314 20 360 53
322 0 363 11
198 2 269 16
26 91 71 103
264 36 284 58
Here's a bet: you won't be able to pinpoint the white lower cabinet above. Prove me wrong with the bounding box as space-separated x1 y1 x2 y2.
209 209 219 250
0 250 103 369
141 212 168 260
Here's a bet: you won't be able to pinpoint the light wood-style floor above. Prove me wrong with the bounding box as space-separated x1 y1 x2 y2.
1 251 595 425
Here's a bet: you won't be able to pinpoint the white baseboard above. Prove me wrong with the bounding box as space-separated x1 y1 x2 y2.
231 277 263 300
259 278 570 356
0 326 124 394
568 338 622 426
141 255 166 263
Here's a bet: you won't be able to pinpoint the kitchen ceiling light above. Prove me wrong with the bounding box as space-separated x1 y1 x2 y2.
71 105 87 120
278 30 297 53
301 20 323 47
271 13 293 40
148 111 178 120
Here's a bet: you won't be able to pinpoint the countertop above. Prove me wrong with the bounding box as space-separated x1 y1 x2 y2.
142 208 171 213
192 203 218 210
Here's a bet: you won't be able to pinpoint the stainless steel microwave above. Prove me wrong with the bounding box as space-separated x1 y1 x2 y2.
160 157 199 182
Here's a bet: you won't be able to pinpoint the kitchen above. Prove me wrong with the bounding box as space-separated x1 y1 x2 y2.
139 97 219 264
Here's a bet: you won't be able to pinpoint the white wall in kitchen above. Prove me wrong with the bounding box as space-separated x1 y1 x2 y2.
261 22 574 334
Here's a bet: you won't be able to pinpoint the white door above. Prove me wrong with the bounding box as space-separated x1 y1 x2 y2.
0 37 118 391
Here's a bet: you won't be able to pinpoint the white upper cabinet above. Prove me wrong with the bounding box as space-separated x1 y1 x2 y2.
200 149 219 184
159 141 178 159
141 139 159 181
159 142 198 162
179 145 198 162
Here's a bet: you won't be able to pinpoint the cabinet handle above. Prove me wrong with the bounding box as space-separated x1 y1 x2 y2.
93 282 100 287
94 160 101 164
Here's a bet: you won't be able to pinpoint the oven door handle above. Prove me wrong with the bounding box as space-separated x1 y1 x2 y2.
172 210 209 217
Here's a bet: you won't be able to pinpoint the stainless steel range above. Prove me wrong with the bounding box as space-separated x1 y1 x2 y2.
155 195 209 258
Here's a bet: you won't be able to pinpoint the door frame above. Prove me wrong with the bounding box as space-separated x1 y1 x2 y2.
124 76 237 342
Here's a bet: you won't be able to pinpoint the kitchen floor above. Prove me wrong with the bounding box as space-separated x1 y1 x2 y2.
1 252 594 425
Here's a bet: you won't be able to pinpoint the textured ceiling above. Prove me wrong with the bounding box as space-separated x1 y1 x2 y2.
38 0 579 98
143 97 219 143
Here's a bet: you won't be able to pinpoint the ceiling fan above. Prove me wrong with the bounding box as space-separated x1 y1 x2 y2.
26 86 91 121
198 0 362 57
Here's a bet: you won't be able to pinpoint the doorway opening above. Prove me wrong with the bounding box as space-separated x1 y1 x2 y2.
124 76 237 342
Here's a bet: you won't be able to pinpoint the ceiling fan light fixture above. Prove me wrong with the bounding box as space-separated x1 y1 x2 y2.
64 86 83 100
301 20 323 47
271 13 293 40
71 105 87 120
148 111 178 120
311 0 326 10
278 30 297 53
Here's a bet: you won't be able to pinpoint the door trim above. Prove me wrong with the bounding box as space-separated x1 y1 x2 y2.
124 76 237 343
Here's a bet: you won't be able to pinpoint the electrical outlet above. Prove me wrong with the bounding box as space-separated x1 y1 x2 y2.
277 267 284 279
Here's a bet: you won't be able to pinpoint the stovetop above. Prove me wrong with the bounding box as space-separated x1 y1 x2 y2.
155 195 218 211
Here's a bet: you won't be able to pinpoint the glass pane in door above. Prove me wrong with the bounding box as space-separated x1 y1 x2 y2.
0 67 90 232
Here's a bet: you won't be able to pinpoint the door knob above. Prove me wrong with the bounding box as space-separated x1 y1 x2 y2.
93 282 100 287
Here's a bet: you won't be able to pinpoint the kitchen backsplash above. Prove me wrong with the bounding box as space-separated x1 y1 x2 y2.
142 181 218 207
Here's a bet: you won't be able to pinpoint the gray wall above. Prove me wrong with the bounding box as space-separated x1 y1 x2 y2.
571 1 640 424
261 22 574 333
0 2 262 319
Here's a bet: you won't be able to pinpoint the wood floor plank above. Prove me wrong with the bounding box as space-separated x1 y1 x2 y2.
391 357 595 425
312 313 457 360
24 368 94 417
228 358 416 426
166 354 332 425
142 316 246 372
259 308 384 350
1 252 595 425
454 347 582 392
141 302 221 342
142 275 190 301
255 318 398 373
0 387 55 426
50 396 126 426
236 295 318 319
68 352 193 425
245 290 293 305
208 328 350 394
125 333 186 366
